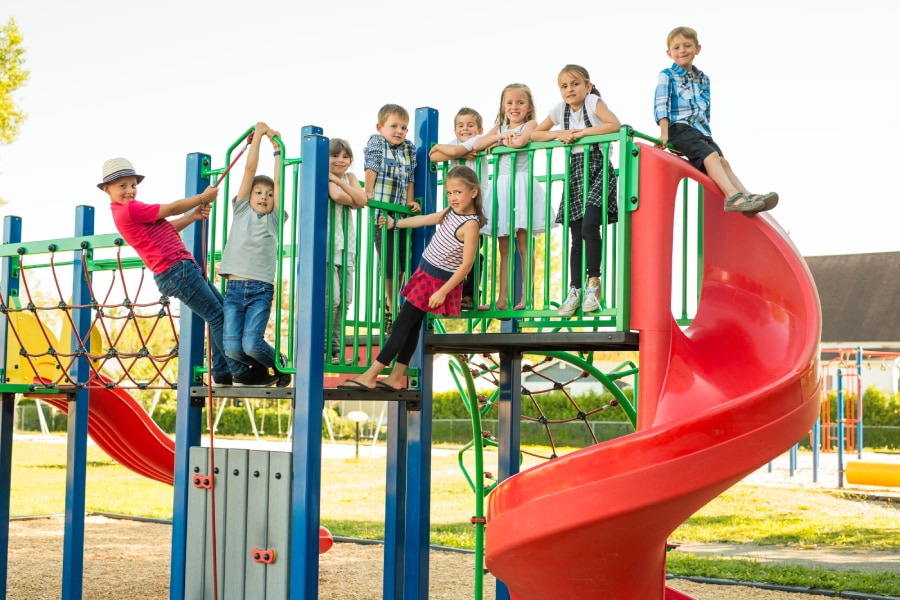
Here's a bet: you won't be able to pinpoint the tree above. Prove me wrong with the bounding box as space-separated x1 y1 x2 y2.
1 17 29 207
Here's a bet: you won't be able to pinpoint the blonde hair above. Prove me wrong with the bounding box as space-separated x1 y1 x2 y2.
445 165 487 229
558 64 602 99
494 83 536 126
377 104 409 125
455 107 483 129
667 26 699 48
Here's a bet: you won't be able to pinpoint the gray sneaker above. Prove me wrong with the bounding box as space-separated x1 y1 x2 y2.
582 285 600 313
557 287 581 317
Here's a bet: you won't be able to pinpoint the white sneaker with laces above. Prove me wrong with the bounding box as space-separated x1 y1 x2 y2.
557 287 581 317
582 285 600 313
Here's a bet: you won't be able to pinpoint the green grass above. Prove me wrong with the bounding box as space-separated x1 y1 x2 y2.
9 435 900 596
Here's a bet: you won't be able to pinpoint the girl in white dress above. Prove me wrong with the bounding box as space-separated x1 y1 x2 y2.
473 83 551 311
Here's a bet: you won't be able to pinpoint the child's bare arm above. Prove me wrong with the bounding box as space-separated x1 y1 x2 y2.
530 116 558 142
658 118 670 148
235 122 268 204
471 126 502 152
330 173 367 208
406 184 420 214
269 129 282 211
170 203 211 232
381 207 447 230
157 185 218 220
364 168 377 201
506 120 538 148
429 143 471 162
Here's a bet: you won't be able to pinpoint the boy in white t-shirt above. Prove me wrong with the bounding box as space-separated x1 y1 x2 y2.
429 107 486 311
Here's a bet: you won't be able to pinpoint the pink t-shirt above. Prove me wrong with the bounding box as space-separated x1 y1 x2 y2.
110 200 194 274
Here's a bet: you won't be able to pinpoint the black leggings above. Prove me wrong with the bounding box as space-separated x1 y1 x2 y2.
376 301 426 366
568 203 603 289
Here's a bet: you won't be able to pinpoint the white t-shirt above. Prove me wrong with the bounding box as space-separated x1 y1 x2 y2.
329 173 356 268
546 95 612 155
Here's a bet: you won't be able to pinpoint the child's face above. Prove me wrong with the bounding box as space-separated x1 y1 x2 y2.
104 176 138 204
376 115 409 146
330 150 352 176
667 35 701 70
558 72 590 107
503 89 531 125
454 115 483 142
445 177 477 213
250 183 275 214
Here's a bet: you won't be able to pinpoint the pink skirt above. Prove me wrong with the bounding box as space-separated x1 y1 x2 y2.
402 267 462 316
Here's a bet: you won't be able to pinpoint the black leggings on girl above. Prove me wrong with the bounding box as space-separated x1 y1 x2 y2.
375 301 426 366
568 203 603 289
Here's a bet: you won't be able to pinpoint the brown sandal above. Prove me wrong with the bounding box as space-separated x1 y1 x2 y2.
724 193 764 213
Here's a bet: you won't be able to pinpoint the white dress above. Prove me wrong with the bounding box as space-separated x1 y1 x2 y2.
481 123 552 237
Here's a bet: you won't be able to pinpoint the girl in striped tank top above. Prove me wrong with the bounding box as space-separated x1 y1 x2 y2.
338 166 486 392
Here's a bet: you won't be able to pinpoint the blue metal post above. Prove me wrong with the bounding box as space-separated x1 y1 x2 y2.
169 153 212 599
384 401 408 600
61 205 94 600
812 415 820 483
0 216 22 596
289 133 328 600
401 106 439 599
495 351 522 600
837 369 844 489
856 347 863 458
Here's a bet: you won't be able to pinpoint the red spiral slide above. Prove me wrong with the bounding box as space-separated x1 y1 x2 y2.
484 144 822 599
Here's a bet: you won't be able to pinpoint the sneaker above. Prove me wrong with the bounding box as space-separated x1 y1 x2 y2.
211 374 232 386
582 285 600 313
275 353 292 387
331 353 341 366
234 367 279 387
557 287 581 317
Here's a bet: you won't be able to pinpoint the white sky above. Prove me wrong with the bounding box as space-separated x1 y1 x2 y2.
0 0 895 259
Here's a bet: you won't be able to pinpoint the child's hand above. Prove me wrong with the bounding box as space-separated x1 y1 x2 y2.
194 203 211 221
428 290 447 309
329 173 342 184
377 215 389 228
558 129 581 144
199 185 219 204
255 121 269 137
407 200 421 213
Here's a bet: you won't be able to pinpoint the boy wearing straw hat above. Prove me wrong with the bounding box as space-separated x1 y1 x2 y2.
99 157 273 386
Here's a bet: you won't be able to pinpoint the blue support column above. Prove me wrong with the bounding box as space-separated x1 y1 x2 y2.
384 402 408 599
170 153 213 600
289 133 328 600
402 106 439 599
61 206 94 600
0 216 22 596
856 347 863 457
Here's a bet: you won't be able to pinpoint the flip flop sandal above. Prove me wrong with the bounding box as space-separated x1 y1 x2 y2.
337 379 375 391
375 381 403 392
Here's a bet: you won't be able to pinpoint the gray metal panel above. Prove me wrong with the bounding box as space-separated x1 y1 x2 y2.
185 447 209 600
224 449 249 600
265 451 292 599
204 448 229 600
244 450 270 599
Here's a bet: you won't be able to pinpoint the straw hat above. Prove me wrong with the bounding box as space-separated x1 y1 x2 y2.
97 157 145 190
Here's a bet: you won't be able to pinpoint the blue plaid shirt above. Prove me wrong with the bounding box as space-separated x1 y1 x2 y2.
363 134 417 220
654 63 712 137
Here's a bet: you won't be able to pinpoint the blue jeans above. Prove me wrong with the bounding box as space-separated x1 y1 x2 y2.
153 260 248 380
223 279 277 370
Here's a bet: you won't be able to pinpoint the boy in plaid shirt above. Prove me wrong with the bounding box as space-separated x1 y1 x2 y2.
364 104 420 332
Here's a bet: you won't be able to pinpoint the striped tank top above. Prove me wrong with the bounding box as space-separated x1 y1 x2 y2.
421 209 479 277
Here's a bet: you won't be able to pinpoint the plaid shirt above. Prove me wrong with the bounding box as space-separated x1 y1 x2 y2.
363 134 417 220
654 62 712 137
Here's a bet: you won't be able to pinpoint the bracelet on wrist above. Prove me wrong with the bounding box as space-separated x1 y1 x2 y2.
273 150 281 156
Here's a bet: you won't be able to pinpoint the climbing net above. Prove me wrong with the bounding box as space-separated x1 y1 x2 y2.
2 242 182 390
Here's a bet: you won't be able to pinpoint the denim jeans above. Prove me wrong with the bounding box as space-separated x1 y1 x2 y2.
223 279 276 370
153 260 248 380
